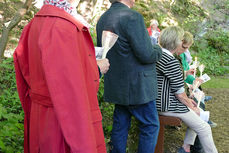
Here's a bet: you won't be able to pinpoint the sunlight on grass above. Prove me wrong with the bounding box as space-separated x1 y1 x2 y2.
202 76 229 88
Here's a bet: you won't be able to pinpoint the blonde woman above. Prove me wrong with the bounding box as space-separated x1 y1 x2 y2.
156 26 218 153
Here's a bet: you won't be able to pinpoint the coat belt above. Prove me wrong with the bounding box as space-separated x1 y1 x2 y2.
29 92 53 107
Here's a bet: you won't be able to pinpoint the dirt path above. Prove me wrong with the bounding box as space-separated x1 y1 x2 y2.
164 88 229 153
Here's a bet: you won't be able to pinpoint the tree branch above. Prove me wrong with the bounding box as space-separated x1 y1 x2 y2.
0 0 32 59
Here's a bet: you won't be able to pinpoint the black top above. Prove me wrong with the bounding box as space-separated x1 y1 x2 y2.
96 2 162 105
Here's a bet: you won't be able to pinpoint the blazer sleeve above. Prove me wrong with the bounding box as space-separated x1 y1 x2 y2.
40 22 97 153
125 12 162 64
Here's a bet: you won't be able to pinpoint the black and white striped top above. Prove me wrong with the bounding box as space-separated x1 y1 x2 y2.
156 49 189 113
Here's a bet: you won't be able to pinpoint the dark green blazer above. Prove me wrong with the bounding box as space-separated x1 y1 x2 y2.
96 2 162 105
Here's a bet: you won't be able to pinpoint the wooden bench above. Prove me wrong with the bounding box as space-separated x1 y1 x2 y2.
155 115 182 153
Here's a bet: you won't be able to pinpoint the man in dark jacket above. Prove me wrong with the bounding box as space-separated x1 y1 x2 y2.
96 0 162 152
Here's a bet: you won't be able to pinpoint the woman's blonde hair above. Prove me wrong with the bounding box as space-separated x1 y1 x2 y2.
183 31 193 45
159 26 184 51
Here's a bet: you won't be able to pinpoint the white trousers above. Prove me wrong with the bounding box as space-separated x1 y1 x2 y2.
159 109 218 153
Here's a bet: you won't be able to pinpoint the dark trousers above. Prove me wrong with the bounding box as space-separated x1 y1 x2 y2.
191 136 204 153
110 101 160 153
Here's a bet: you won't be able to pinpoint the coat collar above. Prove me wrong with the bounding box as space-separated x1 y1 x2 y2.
35 5 85 31
111 2 129 9
162 48 174 57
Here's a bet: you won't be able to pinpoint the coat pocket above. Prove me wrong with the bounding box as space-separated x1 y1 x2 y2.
130 70 158 104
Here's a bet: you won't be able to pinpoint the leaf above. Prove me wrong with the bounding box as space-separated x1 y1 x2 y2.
0 139 6 150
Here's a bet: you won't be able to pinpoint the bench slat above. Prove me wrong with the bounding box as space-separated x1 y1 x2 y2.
159 115 182 126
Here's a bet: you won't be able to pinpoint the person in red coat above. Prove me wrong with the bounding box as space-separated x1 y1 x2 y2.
13 0 109 153
147 19 160 45
147 19 160 36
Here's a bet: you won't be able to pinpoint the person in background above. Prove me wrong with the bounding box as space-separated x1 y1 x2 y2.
177 31 216 126
175 31 197 85
96 0 162 152
13 0 109 152
147 19 160 45
156 26 218 153
176 31 217 153
181 41 213 103
184 49 193 64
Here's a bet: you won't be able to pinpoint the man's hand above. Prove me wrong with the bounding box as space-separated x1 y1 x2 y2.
97 58 110 74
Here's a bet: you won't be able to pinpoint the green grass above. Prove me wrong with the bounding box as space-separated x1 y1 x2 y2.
201 76 229 88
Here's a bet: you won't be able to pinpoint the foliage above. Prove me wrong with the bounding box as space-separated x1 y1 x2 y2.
202 29 229 54
170 0 207 33
96 78 112 151
134 0 207 34
90 27 97 46
192 28 229 75
0 57 24 153
193 48 228 75
134 1 169 29
213 0 229 15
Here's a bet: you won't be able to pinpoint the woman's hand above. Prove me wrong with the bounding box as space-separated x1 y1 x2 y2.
194 78 204 85
176 92 197 108
191 106 200 116
187 98 200 116
189 98 197 107
97 58 110 74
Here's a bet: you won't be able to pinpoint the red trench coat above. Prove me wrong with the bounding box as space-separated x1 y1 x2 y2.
14 5 106 153
147 27 160 36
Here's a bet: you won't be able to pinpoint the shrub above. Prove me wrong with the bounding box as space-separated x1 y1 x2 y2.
192 28 229 75
0 57 24 153
193 47 229 75
203 29 229 54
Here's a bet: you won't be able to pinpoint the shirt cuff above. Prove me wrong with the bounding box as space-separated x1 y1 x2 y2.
175 87 185 94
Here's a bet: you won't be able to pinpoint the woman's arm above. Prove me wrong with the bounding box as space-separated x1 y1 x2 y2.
175 92 200 115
